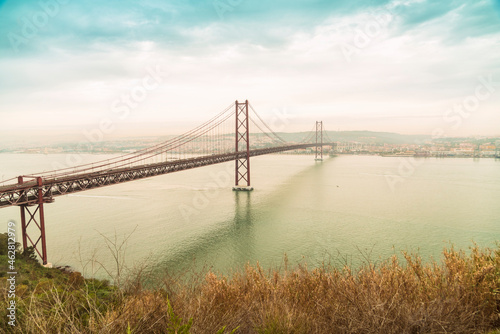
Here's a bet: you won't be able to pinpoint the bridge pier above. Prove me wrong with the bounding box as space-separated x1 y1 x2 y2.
233 100 254 191
18 176 49 265
232 186 254 191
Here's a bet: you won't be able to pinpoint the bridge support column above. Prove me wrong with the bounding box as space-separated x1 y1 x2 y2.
315 121 323 161
233 100 253 191
18 176 48 265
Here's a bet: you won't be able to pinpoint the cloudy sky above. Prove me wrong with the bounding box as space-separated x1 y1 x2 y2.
0 0 499 141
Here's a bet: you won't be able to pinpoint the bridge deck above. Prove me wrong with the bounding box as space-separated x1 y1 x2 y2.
0 143 334 208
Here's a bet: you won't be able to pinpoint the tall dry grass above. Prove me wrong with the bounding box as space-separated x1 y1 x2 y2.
3 245 500 333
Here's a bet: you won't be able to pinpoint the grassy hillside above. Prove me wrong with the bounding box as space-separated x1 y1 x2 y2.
1 232 500 333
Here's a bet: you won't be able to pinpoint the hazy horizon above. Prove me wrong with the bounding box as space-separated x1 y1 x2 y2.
1 127 498 151
1 0 500 141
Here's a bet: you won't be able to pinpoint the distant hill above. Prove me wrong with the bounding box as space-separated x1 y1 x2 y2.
274 131 431 145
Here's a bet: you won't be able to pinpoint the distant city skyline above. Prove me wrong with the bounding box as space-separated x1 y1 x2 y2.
1 0 500 140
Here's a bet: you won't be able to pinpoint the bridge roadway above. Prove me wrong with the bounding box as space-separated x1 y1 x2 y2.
0 143 334 208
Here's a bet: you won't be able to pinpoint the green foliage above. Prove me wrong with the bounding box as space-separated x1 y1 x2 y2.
21 246 39 263
166 298 193 334
217 325 240 334
0 232 21 255
0 229 116 333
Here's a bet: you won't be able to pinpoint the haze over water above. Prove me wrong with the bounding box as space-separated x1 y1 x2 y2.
1 153 499 278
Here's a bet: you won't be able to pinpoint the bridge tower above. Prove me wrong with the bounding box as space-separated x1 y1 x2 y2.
18 176 49 265
233 100 253 191
315 121 323 161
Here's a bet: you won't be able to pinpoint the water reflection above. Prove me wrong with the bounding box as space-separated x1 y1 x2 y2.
231 191 254 265
156 190 255 275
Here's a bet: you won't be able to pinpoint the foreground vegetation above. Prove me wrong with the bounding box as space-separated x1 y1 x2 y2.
2 234 500 333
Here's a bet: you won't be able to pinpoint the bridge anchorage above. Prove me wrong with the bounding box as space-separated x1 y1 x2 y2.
1 99 335 264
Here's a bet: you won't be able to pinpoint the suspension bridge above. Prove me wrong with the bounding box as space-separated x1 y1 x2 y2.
0 100 336 264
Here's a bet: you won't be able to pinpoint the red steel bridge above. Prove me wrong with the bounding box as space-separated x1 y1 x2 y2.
0 100 335 264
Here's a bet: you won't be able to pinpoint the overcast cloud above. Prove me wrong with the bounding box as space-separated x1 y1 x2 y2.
0 0 499 138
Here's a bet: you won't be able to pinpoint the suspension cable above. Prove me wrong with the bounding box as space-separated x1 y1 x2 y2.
35 102 236 178
248 103 287 144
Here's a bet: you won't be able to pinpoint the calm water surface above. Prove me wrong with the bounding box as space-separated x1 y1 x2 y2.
0 153 499 278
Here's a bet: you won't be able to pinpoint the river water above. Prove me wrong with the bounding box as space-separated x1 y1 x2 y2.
0 153 499 278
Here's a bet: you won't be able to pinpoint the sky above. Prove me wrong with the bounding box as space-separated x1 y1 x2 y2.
0 0 499 142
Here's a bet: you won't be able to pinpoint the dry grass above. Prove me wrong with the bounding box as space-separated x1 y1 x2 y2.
3 245 500 333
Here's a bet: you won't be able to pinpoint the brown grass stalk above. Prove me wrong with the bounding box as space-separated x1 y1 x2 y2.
2 244 500 333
